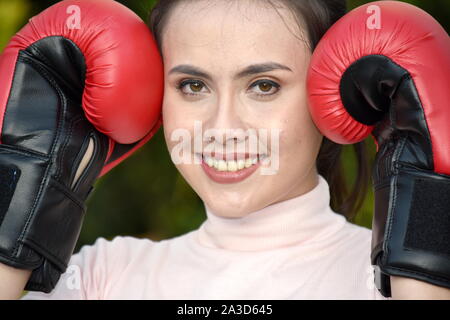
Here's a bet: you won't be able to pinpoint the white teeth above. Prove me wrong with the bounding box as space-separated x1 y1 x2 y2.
204 155 264 172
217 160 227 171
237 159 245 170
205 157 214 167
227 160 238 172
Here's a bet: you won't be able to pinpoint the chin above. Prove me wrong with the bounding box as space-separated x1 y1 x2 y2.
203 191 260 218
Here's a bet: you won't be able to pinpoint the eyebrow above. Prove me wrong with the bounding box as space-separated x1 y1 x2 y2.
168 62 293 81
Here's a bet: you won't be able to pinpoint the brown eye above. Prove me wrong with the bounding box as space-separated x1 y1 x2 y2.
258 82 273 92
250 79 280 96
178 80 207 95
189 81 203 92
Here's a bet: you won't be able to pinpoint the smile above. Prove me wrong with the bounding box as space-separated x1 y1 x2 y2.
199 153 267 184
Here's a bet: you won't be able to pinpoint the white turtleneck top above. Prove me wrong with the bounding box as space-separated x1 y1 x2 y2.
23 175 386 300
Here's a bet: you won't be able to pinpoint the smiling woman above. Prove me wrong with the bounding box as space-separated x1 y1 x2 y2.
156 0 369 221
5 0 379 300
6 0 448 300
16 0 385 300
156 0 369 219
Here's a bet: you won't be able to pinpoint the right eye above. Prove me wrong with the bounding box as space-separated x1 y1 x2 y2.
177 79 208 96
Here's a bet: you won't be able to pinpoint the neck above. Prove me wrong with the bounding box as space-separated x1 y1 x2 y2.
195 175 347 251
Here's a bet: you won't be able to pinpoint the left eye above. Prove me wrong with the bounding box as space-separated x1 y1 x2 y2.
249 80 280 96
178 80 207 95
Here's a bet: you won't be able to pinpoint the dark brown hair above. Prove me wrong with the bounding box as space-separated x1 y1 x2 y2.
148 0 370 220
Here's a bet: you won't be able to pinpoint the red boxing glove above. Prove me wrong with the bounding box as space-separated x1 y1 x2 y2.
307 1 450 296
0 0 163 292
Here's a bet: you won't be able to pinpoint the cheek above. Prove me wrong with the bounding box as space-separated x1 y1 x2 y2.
162 92 189 146
162 90 177 130
276 95 322 162
163 118 188 167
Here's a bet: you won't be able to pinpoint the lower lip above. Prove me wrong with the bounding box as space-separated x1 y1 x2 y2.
201 159 261 184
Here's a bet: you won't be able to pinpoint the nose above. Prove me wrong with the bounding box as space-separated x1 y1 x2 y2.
204 92 249 146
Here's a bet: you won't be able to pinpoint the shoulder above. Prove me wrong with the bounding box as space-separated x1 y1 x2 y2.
329 220 386 299
332 219 373 269
316 211 373 261
22 236 158 300
77 236 157 262
341 219 373 249
73 236 161 287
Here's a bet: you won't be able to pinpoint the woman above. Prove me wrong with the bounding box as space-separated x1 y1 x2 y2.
1 0 449 299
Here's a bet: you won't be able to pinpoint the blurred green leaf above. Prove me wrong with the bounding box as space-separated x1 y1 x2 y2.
0 0 30 50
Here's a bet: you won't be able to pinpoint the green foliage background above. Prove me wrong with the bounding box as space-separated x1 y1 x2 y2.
0 0 448 251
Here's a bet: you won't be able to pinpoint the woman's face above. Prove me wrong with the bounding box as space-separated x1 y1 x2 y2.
161 0 323 218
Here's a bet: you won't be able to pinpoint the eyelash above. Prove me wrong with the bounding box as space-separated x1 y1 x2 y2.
176 79 281 98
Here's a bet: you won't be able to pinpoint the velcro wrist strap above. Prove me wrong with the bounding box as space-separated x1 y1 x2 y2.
0 164 21 227
0 146 48 264
372 166 450 297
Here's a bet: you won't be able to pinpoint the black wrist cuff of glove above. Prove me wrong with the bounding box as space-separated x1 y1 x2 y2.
371 166 450 297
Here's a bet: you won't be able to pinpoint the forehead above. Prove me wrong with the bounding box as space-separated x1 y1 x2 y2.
161 0 309 72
